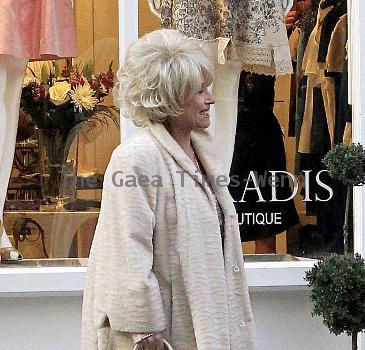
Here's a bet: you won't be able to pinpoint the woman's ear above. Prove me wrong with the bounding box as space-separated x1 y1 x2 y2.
147 0 162 18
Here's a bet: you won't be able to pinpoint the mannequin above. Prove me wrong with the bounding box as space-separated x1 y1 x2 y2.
0 0 77 261
0 55 28 260
147 0 292 174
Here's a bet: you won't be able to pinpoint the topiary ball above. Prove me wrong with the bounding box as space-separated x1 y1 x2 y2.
322 143 365 186
305 254 365 337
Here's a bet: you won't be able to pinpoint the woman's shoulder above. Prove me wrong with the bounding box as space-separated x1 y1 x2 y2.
110 128 162 167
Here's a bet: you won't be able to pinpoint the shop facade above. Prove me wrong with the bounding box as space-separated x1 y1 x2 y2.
0 0 364 349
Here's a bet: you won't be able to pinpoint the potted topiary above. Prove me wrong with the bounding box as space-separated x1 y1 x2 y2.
305 254 365 350
322 143 365 254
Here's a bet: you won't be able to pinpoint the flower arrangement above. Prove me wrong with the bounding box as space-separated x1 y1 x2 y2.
20 60 119 135
20 60 119 203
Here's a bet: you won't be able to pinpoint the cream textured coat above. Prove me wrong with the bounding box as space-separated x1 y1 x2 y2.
81 122 257 350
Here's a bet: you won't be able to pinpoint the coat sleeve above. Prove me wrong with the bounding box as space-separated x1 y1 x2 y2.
93 139 166 333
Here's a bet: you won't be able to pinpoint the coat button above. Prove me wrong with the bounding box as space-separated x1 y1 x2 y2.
233 266 240 272
238 321 245 327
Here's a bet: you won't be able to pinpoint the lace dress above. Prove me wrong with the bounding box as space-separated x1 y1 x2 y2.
159 0 293 75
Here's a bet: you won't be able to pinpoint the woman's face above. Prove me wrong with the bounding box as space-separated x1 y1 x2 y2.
179 83 215 131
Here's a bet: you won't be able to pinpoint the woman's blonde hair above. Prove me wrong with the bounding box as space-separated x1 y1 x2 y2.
113 29 213 126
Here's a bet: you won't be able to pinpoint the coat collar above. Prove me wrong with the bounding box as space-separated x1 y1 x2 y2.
147 122 236 216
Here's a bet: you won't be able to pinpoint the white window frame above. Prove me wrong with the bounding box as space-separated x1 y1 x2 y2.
0 0 363 345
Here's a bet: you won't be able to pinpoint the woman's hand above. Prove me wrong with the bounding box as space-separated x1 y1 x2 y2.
285 10 301 30
285 0 312 30
137 332 165 350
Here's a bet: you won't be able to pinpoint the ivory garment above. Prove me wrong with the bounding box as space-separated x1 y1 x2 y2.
298 3 332 153
81 122 257 350
0 55 28 248
159 0 293 75
148 1 292 174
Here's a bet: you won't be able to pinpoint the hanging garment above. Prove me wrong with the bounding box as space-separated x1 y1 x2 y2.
317 3 347 67
287 27 301 137
327 15 350 144
336 60 351 145
293 14 318 173
321 11 347 144
228 72 299 242
0 0 77 255
0 0 77 60
299 2 347 154
159 0 293 76
298 3 332 154
297 3 349 253
325 14 347 73
319 27 350 254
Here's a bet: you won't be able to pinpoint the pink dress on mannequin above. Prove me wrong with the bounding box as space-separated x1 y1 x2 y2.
0 0 77 260
0 0 77 60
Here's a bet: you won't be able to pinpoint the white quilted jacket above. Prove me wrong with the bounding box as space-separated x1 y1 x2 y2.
80 122 257 350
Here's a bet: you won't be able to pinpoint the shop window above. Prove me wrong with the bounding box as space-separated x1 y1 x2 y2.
2 0 352 261
137 0 351 259
3 0 120 259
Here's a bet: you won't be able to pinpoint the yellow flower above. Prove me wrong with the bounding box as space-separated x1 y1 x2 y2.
70 84 98 112
49 81 71 105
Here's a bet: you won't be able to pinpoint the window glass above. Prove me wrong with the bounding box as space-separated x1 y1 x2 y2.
4 0 120 259
4 0 350 261
139 0 351 259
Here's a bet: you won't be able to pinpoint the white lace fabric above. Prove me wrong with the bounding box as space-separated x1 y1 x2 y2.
160 0 293 75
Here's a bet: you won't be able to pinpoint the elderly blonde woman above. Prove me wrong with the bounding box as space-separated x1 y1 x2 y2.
81 29 257 350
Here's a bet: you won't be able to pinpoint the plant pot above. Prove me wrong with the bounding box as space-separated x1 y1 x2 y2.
38 129 77 204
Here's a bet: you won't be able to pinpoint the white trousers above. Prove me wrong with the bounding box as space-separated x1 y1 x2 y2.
0 55 28 247
202 42 242 176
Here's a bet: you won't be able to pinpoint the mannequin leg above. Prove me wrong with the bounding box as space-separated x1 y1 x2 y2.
0 55 28 259
212 60 242 176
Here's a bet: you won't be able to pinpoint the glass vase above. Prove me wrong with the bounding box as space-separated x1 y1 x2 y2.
38 129 77 204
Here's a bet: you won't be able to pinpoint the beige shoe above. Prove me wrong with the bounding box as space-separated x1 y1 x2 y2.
0 247 23 261
0 221 23 261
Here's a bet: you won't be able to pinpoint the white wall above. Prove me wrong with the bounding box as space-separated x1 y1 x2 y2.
251 291 350 350
0 296 82 350
0 291 350 350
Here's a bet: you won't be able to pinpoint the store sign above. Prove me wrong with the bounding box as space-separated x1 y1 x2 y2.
234 170 333 203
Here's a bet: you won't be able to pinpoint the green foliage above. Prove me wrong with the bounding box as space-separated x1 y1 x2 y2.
322 143 365 186
305 254 365 337
82 61 94 81
41 64 50 84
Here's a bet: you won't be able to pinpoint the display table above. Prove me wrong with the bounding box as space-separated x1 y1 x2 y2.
3 210 99 258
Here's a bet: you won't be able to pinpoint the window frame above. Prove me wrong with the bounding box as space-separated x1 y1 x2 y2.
1 0 363 344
